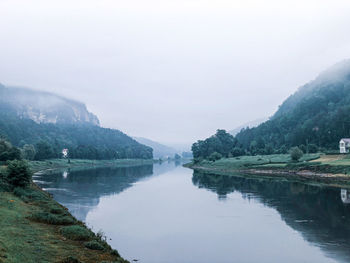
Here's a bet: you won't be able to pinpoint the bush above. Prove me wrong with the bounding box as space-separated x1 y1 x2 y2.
13 186 47 202
50 207 67 215
6 160 32 187
60 225 92 241
208 152 222 162
111 249 120 257
84 240 105 250
290 147 303 161
59 257 81 263
30 212 75 225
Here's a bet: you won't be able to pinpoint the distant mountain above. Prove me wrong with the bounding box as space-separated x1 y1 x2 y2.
0 84 99 125
134 137 178 159
229 117 268 136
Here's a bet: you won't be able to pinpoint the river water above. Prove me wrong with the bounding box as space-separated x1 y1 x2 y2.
34 162 350 263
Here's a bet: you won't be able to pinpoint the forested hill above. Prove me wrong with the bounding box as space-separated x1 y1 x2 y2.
0 85 153 160
0 84 99 125
192 59 350 159
236 59 350 153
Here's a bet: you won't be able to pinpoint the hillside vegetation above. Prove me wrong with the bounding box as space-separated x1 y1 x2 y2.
235 60 350 153
193 60 350 159
0 85 153 160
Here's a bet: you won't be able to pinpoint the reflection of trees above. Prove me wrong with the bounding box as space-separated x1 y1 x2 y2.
192 171 350 263
38 165 153 221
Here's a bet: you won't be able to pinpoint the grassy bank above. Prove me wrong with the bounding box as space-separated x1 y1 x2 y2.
186 154 350 187
0 158 155 263
29 158 154 174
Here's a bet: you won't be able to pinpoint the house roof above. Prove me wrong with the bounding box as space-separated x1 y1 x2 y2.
340 138 350 143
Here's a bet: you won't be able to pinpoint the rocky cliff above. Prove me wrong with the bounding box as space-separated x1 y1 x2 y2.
0 83 99 126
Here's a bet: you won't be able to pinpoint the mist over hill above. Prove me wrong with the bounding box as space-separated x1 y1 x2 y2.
235 59 350 152
229 117 268 136
133 137 178 159
0 84 152 160
0 83 99 126
193 59 350 158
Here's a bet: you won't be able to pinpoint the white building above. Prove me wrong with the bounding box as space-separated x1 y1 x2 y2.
341 189 350 204
339 138 350 153
62 148 69 158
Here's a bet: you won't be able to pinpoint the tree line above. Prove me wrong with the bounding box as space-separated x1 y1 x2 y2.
0 112 153 160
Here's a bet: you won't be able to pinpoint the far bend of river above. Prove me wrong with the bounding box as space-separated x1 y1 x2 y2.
34 162 350 263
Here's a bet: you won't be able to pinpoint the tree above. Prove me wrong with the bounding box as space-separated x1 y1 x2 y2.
174 153 181 160
191 130 236 159
208 152 222 162
35 141 53 160
22 144 36 160
290 147 303 161
231 147 244 157
308 144 318 153
6 160 32 187
0 139 21 161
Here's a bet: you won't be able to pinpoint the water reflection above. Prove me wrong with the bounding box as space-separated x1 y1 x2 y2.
35 163 176 221
192 171 350 263
340 189 350 204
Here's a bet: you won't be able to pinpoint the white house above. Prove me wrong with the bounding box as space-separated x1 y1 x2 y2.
62 148 69 158
341 189 350 204
339 138 350 153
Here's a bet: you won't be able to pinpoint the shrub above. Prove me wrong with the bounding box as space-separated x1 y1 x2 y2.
84 240 105 250
59 256 81 263
290 147 303 161
30 212 75 225
111 249 120 257
50 207 67 215
13 187 47 202
299 144 307 153
6 160 32 187
60 225 92 241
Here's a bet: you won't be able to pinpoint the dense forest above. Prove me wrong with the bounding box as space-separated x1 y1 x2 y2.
192 60 350 159
0 113 152 160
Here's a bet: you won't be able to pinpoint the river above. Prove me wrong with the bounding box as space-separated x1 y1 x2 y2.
34 162 350 263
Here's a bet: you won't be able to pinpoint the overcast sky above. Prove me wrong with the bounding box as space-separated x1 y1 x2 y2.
1 0 350 149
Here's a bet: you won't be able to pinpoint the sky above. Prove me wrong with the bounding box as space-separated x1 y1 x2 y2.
1 0 350 149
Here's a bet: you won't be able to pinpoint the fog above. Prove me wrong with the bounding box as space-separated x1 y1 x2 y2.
1 0 350 148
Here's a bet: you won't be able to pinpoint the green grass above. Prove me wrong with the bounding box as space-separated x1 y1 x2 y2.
187 153 350 183
29 158 153 174
0 164 129 263
0 186 128 263
0 158 156 262
191 154 320 170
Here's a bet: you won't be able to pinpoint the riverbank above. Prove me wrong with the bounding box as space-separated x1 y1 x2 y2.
29 158 154 174
0 158 154 263
185 154 350 188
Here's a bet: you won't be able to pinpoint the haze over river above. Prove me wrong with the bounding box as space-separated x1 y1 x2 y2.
34 162 350 263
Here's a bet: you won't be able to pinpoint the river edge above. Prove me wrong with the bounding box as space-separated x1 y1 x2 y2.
186 163 350 189
0 159 154 263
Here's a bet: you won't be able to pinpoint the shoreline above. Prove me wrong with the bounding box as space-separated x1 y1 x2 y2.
0 158 155 263
186 160 350 189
